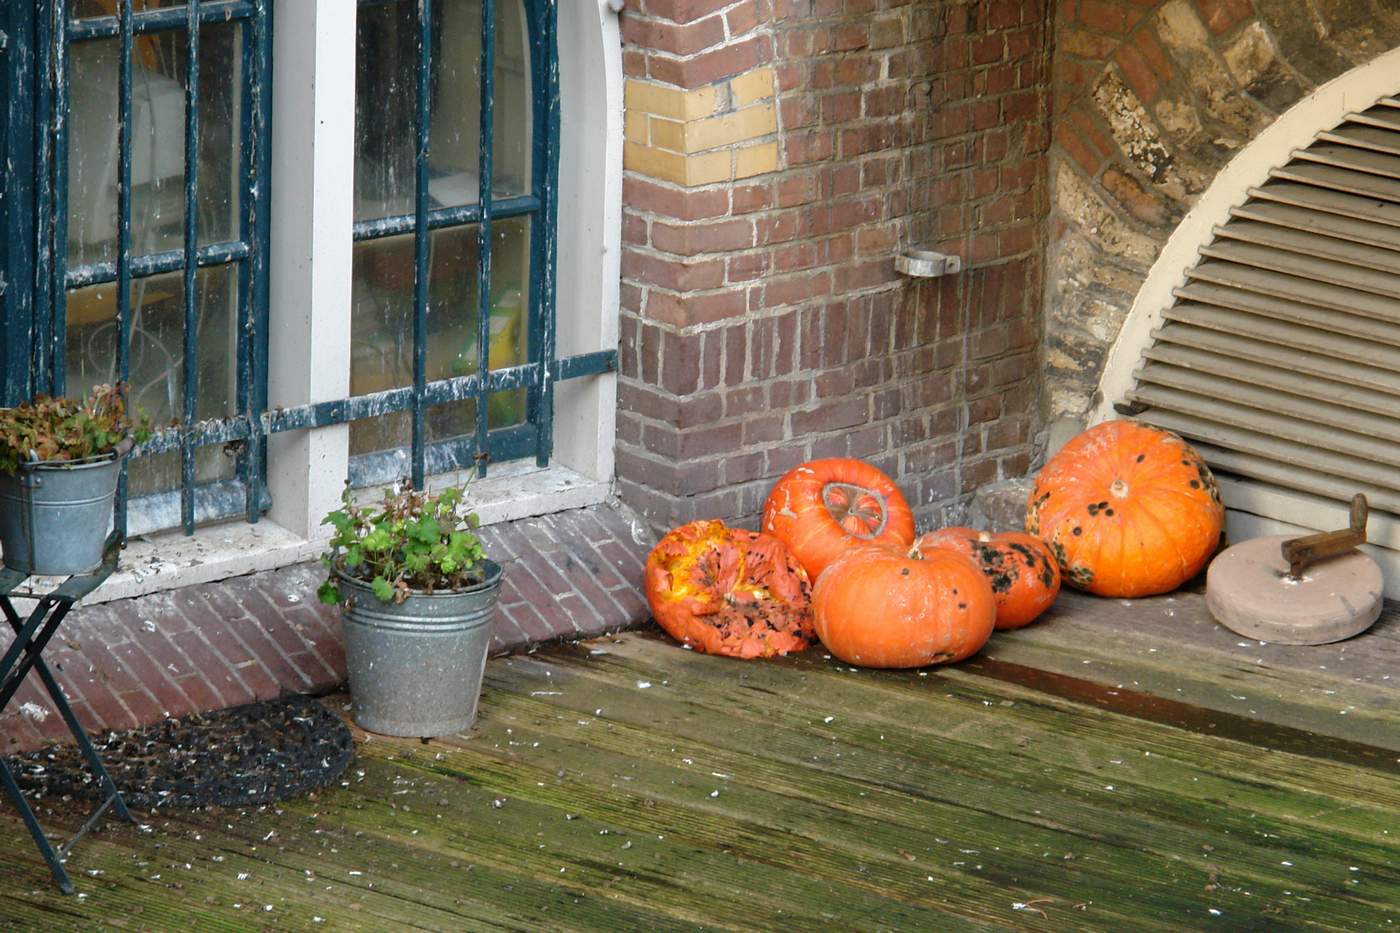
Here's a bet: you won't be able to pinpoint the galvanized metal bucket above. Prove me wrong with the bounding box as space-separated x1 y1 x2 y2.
0 454 121 576
337 560 503 737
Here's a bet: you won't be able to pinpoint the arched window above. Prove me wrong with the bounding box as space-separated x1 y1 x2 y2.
0 1 621 551
349 0 553 489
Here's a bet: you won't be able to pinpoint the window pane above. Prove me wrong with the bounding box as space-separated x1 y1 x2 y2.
492 0 531 197
62 266 240 497
348 216 531 457
488 216 530 428
71 0 186 17
66 23 242 268
196 22 242 246
356 0 480 221
67 38 122 268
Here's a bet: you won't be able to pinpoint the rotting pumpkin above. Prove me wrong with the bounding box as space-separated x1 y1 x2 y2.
916 527 1060 629
762 458 915 581
812 543 995 669
1026 419 1224 598
644 520 815 659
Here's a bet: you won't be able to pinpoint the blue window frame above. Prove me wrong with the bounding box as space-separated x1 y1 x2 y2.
0 0 615 540
2 0 272 538
347 0 560 490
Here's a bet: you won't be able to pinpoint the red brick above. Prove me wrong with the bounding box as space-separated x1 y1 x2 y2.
725 0 762 36
639 0 732 25
1114 43 1160 102
1196 0 1253 34
650 218 756 256
1078 0 1126 33
624 177 729 221
621 13 726 55
622 249 726 291
651 35 773 88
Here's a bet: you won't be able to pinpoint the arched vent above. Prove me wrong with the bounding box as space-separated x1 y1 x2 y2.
1123 97 1400 514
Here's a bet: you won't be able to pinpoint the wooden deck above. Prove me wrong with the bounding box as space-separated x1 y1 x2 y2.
2 590 1398 930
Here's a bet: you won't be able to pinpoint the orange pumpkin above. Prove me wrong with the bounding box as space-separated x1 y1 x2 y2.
916 527 1060 629
1026 420 1224 598
811 543 995 668
644 520 814 659
762 458 915 581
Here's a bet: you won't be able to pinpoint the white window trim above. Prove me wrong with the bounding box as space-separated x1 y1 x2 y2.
36 0 623 607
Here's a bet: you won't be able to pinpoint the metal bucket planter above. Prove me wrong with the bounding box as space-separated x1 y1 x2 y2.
0 454 121 576
337 560 503 737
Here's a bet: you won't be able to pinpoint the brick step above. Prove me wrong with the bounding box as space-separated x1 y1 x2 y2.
0 501 654 754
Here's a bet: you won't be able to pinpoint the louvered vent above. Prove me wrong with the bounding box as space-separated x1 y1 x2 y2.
1124 97 1400 514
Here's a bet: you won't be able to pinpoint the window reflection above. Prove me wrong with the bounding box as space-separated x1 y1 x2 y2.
353 0 532 221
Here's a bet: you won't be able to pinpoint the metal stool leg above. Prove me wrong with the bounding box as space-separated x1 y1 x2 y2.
0 593 132 893
0 755 74 894
0 598 132 824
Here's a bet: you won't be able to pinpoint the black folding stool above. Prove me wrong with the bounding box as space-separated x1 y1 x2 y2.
0 536 133 893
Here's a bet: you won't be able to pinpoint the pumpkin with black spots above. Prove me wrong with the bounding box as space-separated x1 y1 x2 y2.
644 520 815 659
762 458 915 581
811 543 995 668
916 527 1059 629
1026 419 1224 598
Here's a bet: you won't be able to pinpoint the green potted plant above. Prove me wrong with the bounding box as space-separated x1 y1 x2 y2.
318 483 503 737
0 384 148 576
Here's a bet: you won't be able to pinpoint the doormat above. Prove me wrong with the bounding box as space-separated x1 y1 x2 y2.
4 694 354 810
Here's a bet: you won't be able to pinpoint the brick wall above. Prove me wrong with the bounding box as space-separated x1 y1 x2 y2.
617 0 1054 534
1046 0 1400 419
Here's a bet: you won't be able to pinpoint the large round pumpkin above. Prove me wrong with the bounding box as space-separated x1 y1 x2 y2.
1026 420 1224 598
811 543 995 668
916 527 1060 629
762 458 915 581
644 520 814 659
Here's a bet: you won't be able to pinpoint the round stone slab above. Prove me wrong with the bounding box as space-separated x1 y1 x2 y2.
1206 535 1383 645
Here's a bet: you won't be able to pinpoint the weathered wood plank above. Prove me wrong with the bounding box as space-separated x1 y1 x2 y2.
1 625 1397 930
976 590 1399 747
576 634 1400 822
488 642 1400 924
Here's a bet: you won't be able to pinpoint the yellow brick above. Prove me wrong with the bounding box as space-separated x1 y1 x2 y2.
683 150 732 186
680 86 721 121
684 103 777 153
624 142 688 185
648 116 686 153
624 79 719 122
730 66 776 107
624 80 685 120
734 142 780 180
624 109 648 145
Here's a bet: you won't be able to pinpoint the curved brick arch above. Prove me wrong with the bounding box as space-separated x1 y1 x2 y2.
1046 0 1400 420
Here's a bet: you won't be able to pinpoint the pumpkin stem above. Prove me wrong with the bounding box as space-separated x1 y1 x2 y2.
1109 478 1129 499
821 482 889 539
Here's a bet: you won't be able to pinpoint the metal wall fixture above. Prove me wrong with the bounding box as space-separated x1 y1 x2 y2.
894 248 963 278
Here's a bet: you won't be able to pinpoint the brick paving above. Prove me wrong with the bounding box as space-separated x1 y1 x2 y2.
0 501 654 754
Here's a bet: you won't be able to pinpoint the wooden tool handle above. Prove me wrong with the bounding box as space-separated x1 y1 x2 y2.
1280 494 1368 578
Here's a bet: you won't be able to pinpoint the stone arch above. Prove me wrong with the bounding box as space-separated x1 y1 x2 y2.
1046 0 1400 419
1090 44 1400 424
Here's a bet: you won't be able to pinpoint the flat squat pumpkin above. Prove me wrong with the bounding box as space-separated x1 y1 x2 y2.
762 458 915 581
812 543 995 668
1026 420 1224 598
916 527 1060 629
644 520 814 659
